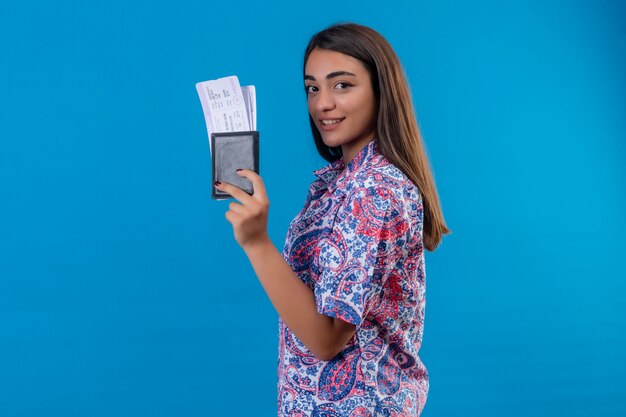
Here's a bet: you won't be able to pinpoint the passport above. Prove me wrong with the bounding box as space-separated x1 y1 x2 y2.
211 131 259 200
196 75 259 200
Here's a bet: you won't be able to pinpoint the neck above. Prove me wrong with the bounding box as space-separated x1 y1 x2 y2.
341 134 376 165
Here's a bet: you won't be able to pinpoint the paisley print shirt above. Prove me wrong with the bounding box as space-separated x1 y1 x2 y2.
277 139 429 416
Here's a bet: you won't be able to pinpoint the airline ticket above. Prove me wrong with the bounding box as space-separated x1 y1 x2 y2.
196 75 256 155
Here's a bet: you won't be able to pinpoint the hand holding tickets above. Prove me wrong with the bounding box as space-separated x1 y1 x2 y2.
196 75 259 200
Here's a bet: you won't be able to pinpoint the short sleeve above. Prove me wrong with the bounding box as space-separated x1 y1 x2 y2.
314 186 412 326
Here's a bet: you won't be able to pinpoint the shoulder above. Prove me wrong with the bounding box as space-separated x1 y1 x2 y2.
339 155 423 238
347 154 422 208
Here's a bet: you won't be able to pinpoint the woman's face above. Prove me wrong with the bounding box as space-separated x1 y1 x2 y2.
304 48 377 158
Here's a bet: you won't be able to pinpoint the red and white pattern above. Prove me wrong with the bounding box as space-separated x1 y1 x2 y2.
278 139 428 416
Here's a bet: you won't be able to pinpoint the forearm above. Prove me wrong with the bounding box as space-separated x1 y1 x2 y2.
242 237 337 360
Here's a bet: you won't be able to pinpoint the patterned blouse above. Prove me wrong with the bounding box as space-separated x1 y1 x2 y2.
278 139 428 416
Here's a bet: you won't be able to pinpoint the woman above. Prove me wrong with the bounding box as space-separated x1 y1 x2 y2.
214 23 449 416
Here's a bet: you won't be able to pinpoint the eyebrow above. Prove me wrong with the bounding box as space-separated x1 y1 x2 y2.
304 71 357 81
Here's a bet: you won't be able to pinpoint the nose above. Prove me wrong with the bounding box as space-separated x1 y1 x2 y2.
315 87 335 113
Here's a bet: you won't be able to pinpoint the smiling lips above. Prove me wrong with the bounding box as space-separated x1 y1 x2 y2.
319 117 345 130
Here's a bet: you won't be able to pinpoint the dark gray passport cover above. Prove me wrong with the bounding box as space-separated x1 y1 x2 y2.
211 131 259 200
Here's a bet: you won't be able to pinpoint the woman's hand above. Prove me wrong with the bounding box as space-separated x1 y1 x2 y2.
214 169 270 251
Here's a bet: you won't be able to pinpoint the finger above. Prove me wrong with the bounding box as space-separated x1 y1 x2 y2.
225 209 242 224
228 201 246 214
215 181 255 206
236 169 268 202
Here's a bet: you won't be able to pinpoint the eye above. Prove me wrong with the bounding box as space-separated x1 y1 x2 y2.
335 82 353 89
305 85 318 94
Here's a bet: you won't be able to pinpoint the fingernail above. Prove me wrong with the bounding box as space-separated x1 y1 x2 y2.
214 181 221 186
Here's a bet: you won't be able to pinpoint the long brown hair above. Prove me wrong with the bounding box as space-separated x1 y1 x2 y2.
304 23 450 251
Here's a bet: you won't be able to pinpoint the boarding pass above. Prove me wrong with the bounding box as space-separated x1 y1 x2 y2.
196 75 257 155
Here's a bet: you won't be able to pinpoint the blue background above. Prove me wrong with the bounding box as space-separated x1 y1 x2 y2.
1 0 625 415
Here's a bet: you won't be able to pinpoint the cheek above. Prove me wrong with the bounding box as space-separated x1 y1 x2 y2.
346 91 372 114
358 91 377 123
347 96 375 123
307 99 315 116
366 101 378 125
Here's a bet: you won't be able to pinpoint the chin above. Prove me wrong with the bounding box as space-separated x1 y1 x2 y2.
320 134 346 148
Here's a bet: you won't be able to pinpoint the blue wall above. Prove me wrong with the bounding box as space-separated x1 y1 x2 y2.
1 1 624 415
